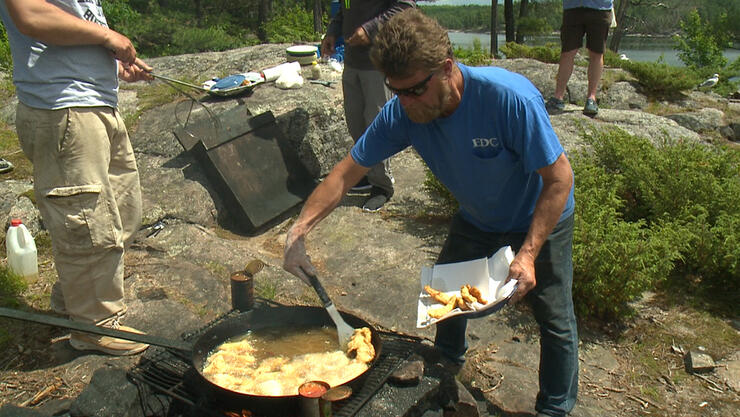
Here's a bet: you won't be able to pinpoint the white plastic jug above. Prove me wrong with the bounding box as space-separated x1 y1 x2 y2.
6 218 38 283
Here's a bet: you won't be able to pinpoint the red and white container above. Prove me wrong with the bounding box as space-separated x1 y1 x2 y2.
6 218 38 283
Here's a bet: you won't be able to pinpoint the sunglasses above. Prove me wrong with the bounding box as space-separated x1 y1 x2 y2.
384 72 435 97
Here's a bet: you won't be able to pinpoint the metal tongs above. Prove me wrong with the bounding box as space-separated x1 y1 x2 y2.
304 270 355 349
148 72 209 92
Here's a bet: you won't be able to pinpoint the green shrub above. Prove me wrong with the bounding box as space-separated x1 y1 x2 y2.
124 12 178 57
454 38 492 67
581 128 740 311
674 9 729 71
499 41 560 64
0 265 26 308
570 147 688 319
621 59 701 97
262 4 322 43
603 48 627 69
516 16 551 37
102 0 141 30
714 56 740 98
0 24 11 71
170 25 243 54
0 327 9 351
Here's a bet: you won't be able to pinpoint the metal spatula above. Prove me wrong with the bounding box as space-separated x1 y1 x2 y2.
304 271 355 349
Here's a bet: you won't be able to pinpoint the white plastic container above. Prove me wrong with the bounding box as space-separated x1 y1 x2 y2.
261 62 301 82
6 218 38 283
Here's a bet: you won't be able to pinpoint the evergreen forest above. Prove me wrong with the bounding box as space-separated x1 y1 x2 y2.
1 0 737 62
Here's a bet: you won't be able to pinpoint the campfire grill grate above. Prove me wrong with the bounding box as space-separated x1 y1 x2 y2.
129 309 421 417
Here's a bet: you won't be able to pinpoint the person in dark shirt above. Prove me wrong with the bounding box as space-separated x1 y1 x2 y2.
321 0 415 211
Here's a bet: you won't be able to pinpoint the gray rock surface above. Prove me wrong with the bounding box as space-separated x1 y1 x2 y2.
666 108 726 134
727 122 740 141
70 367 146 417
716 351 740 392
600 81 648 110
0 405 47 417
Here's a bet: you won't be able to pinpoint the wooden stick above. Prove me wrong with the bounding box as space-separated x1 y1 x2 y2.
627 394 662 410
19 383 59 407
692 373 724 392
586 382 625 393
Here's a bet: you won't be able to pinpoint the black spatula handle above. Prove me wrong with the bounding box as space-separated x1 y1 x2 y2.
305 271 333 308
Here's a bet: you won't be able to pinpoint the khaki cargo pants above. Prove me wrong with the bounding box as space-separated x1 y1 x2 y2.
16 103 142 324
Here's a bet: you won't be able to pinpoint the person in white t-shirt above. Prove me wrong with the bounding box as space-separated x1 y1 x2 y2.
0 0 152 355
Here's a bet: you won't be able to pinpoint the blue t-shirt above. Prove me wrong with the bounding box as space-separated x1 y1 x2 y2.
563 0 613 10
351 64 575 233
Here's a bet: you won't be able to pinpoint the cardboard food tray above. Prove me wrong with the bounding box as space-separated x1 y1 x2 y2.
416 246 518 328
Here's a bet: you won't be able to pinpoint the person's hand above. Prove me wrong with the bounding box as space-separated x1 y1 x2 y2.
103 29 137 64
283 229 317 286
320 35 336 58
506 251 536 304
119 58 153 82
346 27 369 46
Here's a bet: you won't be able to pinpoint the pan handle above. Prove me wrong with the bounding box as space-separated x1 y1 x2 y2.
0 307 192 353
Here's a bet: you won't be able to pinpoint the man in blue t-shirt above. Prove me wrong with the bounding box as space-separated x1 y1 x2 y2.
285 9 578 416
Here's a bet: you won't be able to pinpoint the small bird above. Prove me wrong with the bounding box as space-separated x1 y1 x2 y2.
698 73 719 90
619 53 630 61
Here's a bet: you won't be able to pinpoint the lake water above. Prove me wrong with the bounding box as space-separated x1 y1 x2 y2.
449 31 740 68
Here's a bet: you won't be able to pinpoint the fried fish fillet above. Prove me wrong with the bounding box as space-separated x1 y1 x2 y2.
460 285 477 305
347 327 375 363
424 285 454 305
427 296 457 319
455 294 471 311
467 285 488 304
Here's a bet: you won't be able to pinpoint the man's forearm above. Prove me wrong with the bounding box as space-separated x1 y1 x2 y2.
519 154 573 261
5 0 112 47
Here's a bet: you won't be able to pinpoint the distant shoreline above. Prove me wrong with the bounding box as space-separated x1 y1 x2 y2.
448 30 740 51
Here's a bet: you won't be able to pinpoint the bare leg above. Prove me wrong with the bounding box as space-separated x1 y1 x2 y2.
587 49 604 101
554 49 579 101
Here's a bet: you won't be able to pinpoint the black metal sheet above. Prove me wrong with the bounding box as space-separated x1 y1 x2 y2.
174 106 316 234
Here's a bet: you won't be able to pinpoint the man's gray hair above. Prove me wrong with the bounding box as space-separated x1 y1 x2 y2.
370 9 453 79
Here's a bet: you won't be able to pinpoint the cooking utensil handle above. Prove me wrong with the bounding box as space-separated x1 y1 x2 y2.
149 72 208 91
0 307 192 353
305 271 333 308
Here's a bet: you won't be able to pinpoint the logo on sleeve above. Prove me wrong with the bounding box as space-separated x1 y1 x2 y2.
472 137 502 158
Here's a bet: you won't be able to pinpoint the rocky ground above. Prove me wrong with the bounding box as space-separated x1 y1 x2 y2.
1 44 739 416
